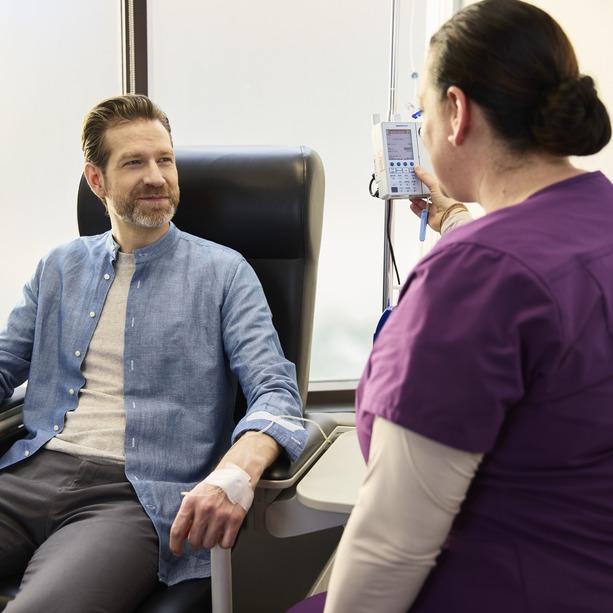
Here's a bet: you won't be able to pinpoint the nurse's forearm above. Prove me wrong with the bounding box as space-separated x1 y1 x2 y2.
324 417 482 613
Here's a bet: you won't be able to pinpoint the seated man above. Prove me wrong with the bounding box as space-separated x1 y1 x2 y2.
0 94 306 612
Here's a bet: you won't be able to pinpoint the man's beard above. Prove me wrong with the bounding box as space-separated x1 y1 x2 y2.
109 186 180 228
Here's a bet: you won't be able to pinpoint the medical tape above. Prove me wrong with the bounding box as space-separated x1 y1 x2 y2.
203 462 254 511
246 410 304 432
246 412 334 445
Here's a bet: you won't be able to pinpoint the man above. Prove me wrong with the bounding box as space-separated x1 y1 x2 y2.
0 94 306 611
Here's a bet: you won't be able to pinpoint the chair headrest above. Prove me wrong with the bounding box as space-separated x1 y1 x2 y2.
77 145 325 407
77 145 324 262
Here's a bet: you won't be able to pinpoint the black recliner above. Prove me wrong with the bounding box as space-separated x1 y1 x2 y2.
0 145 329 612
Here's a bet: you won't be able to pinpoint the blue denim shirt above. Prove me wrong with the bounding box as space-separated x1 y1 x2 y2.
0 223 306 585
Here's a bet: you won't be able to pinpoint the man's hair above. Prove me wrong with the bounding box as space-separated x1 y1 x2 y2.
82 94 173 170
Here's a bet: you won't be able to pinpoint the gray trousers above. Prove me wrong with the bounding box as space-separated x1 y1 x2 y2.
0 449 160 613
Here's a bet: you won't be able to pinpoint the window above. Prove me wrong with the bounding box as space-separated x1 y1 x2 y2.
147 0 443 385
0 1 122 324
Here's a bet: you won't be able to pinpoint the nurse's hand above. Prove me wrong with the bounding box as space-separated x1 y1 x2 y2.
409 166 466 233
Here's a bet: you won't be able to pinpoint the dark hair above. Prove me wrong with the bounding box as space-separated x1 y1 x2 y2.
430 0 611 156
82 94 173 169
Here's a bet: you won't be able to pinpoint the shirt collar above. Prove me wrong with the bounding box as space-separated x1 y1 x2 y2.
104 223 180 263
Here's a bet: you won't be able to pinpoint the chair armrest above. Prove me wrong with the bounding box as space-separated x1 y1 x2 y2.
258 413 351 488
256 412 357 538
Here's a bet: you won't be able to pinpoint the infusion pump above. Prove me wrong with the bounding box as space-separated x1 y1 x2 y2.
372 120 432 199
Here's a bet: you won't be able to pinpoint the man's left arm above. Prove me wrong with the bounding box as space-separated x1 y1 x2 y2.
170 257 306 555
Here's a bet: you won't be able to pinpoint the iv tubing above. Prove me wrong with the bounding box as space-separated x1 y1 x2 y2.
387 0 400 121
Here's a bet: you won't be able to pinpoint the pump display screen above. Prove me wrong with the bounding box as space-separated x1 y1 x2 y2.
386 129 414 160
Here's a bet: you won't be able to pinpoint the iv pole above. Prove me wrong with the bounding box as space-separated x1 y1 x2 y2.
382 0 401 311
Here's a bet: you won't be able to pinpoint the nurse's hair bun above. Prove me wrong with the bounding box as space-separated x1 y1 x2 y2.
531 75 611 157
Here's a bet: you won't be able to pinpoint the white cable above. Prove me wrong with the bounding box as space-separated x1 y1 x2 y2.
255 415 334 446
409 0 417 78
406 0 421 115
181 416 334 511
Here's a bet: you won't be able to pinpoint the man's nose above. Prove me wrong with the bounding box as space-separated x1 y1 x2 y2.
143 161 166 186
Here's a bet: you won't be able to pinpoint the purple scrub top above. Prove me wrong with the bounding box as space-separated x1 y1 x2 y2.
356 172 613 612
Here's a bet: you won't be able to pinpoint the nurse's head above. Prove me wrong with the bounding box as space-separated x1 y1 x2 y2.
418 0 610 200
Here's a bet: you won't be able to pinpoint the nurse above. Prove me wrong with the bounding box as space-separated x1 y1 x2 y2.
289 0 612 611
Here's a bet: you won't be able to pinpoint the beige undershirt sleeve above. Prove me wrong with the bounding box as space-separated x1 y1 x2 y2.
323 416 482 613
441 209 474 234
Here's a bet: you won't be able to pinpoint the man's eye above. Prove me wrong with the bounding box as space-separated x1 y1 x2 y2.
125 160 142 166
159 157 173 164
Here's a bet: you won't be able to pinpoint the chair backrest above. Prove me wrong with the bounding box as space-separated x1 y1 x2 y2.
77 145 325 417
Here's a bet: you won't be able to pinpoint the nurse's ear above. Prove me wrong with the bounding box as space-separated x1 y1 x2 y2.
446 86 470 146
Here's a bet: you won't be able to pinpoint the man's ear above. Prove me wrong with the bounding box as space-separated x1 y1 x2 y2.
446 85 470 146
84 162 107 201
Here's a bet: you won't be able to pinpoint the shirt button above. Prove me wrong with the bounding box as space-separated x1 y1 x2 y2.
75 350 81 357
69 389 75 395
24 450 30 457
104 274 111 280
89 311 96 318
53 425 59 431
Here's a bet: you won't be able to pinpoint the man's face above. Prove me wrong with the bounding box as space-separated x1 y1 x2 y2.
98 119 180 229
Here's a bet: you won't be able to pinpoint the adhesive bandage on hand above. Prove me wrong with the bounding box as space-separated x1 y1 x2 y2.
203 462 254 511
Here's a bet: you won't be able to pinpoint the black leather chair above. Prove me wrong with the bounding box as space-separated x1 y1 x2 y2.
0 145 328 612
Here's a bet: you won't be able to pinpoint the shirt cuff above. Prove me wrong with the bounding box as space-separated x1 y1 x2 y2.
232 411 308 462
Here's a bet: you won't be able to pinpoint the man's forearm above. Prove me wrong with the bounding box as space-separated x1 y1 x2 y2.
218 430 282 485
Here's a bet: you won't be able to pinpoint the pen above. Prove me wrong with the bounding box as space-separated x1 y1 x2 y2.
419 203 429 241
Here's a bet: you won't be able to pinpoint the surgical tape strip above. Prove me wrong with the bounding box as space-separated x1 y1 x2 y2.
203 462 254 511
246 410 304 432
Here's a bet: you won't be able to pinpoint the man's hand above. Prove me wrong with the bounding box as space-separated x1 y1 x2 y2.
169 430 282 556
170 481 247 555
